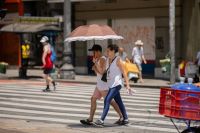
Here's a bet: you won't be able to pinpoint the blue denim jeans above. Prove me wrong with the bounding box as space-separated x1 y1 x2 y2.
101 85 128 121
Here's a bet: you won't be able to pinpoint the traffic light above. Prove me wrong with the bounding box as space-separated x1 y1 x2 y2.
0 9 7 19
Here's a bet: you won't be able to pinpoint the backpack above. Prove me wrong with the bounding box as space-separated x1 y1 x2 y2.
50 46 56 63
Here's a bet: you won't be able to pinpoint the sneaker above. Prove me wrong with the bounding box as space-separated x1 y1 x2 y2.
95 119 104 126
80 119 93 125
114 118 123 125
43 88 50 92
119 119 129 125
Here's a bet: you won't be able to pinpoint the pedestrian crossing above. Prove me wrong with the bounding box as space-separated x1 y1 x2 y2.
0 80 188 132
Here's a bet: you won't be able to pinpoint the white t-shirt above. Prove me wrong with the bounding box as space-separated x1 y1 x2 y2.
106 56 123 88
132 47 144 64
96 56 108 90
196 51 200 66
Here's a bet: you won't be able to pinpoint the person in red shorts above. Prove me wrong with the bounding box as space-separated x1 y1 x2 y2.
40 36 56 92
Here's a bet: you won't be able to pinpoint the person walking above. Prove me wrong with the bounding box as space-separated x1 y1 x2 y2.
95 44 135 126
40 36 56 92
80 44 123 125
132 40 147 83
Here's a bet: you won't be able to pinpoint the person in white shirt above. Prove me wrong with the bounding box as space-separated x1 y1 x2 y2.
196 51 200 76
95 44 135 126
132 40 147 83
80 44 122 125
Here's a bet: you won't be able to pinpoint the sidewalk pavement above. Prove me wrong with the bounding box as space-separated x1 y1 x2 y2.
0 118 89 133
0 68 170 88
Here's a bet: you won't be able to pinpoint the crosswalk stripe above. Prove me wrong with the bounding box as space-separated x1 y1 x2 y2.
0 82 161 93
0 89 159 104
0 107 164 121
0 85 159 95
0 104 177 126
0 87 160 101
0 92 158 107
0 100 158 114
0 106 161 118
0 96 158 113
0 86 161 96
0 101 161 118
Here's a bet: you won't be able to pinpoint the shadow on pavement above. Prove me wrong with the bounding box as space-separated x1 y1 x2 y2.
0 128 26 133
67 123 120 129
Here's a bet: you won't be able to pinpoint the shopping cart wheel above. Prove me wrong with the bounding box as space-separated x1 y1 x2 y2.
181 127 200 133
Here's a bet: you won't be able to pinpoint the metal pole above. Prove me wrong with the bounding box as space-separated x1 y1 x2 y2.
169 0 176 83
60 0 75 79
64 0 71 41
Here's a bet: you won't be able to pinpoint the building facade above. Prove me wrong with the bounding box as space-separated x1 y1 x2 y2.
71 0 200 76
62 0 199 76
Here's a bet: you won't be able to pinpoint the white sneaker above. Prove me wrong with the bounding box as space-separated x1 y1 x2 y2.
95 119 104 126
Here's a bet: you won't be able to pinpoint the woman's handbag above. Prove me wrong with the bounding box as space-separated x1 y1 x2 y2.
101 56 117 82
101 70 107 82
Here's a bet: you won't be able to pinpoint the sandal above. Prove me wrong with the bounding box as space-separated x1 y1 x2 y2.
119 119 129 125
80 119 93 125
114 118 123 125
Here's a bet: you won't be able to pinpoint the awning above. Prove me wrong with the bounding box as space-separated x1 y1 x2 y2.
0 23 61 33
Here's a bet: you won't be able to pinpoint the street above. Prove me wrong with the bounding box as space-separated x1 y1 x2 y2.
0 79 185 133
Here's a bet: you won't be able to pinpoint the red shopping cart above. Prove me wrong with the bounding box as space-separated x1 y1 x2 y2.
159 85 200 133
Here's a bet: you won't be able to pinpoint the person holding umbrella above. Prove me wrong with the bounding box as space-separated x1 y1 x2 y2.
95 44 135 126
80 44 123 125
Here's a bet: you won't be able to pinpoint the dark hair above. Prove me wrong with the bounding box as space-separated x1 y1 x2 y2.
88 44 102 52
107 44 118 53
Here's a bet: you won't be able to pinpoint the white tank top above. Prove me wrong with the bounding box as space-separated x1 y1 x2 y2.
96 56 108 91
106 56 123 88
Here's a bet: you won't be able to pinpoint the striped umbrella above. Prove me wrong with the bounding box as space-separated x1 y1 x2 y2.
65 24 123 42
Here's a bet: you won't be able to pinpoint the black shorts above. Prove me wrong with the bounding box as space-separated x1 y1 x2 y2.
43 68 53 74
